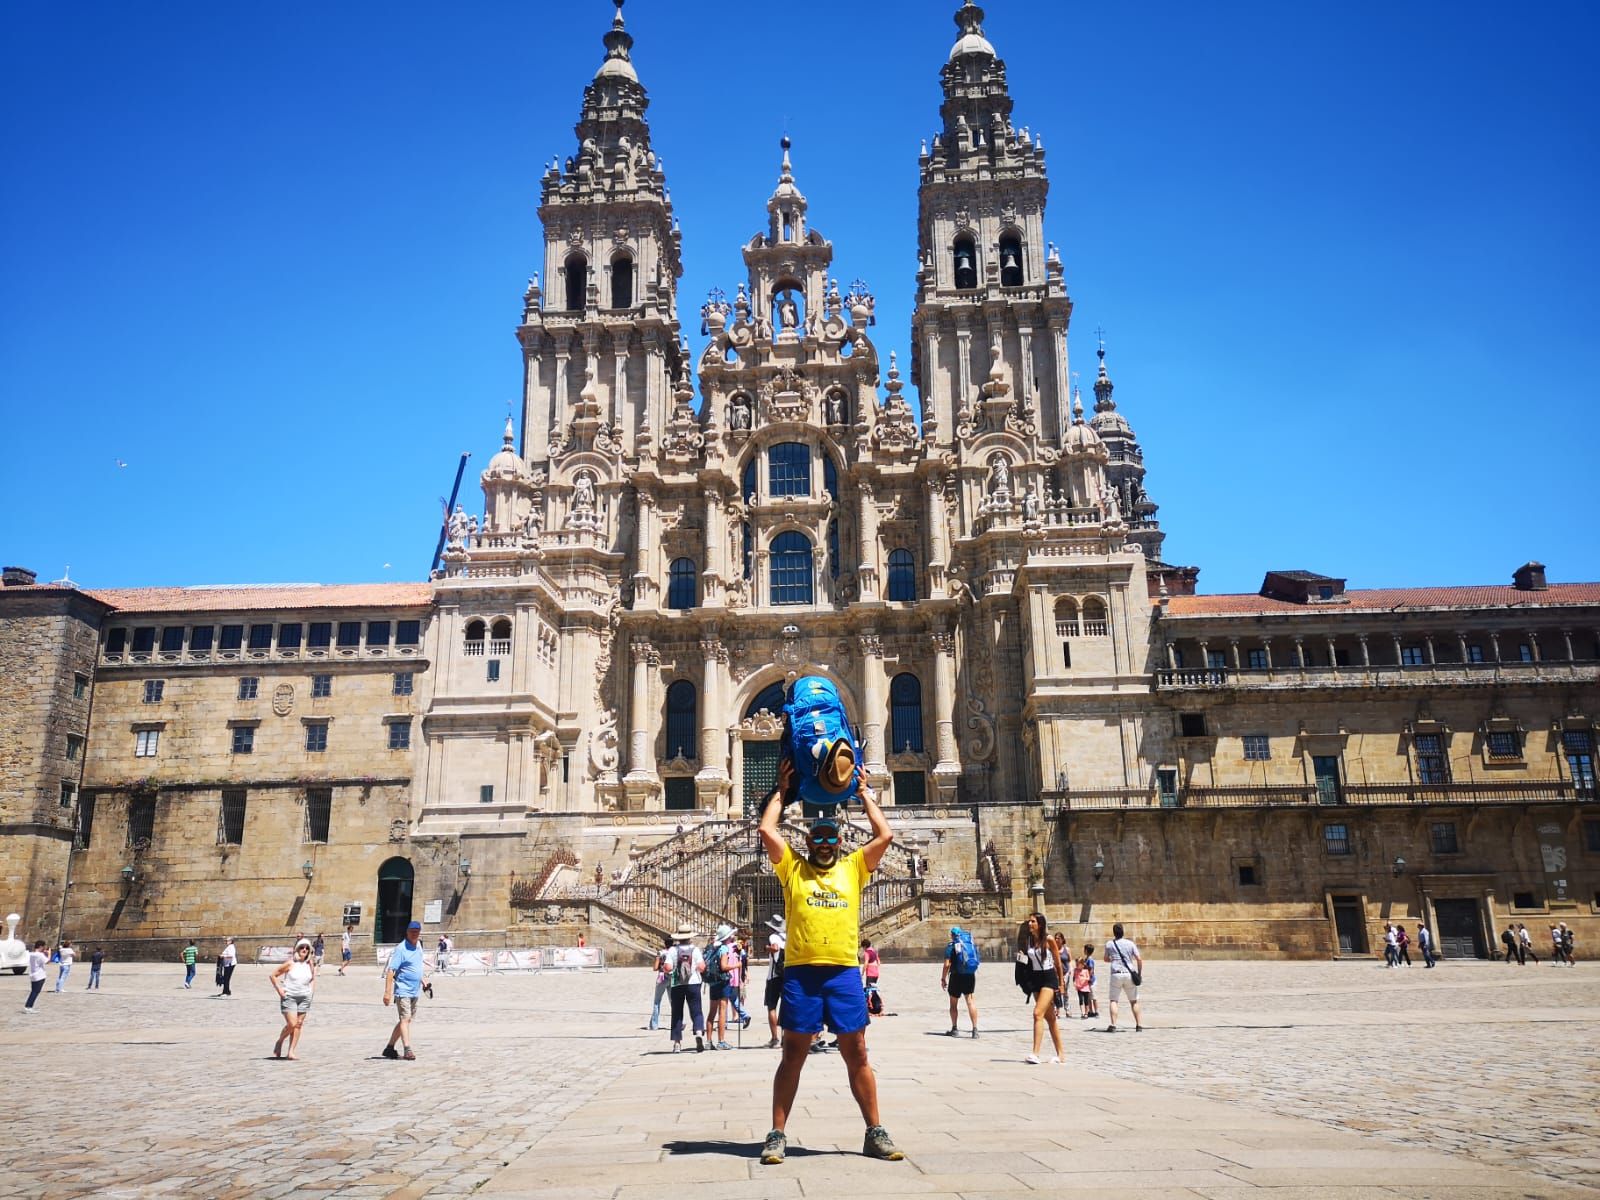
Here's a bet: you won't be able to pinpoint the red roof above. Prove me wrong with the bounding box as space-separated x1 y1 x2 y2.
1166 581 1600 618
83 582 435 615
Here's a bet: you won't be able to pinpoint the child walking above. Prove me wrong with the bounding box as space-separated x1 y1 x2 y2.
1074 945 1098 1020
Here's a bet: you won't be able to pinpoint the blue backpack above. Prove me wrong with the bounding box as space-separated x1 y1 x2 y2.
952 929 981 974
782 676 860 810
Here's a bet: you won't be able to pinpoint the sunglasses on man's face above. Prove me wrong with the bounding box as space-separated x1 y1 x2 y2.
809 833 840 846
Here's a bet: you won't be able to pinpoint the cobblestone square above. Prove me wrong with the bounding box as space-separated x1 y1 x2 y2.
1 957 1595 1198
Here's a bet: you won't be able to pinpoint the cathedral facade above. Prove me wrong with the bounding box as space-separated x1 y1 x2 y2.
3 2 1597 962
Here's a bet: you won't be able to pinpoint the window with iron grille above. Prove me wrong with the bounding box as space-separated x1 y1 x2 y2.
887 549 916 601
277 623 302 650
231 726 254 754
388 721 411 750
131 627 156 653
890 673 923 752
1242 734 1270 761
219 789 247 845
665 681 698 761
312 674 332 698
305 722 328 753
188 625 213 652
219 625 244 651
77 793 95 848
393 672 414 697
159 626 184 653
304 788 332 842
1485 730 1521 761
368 620 391 646
238 677 259 701
127 795 156 846
1323 824 1351 855
307 622 332 649
336 622 361 647
135 729 160 757
1564 730 1594 789
248 624 273 650
396 620 421 646
1247 648 1268 669
667 558 697 610
1512 890 1538 909
768 442 811 497
143 680 165 703
1415 733 1450 784
770 531 814 605
1431 821 1459 855
892 770 926 806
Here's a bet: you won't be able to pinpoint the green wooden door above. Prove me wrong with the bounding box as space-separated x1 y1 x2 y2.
743 741 781 819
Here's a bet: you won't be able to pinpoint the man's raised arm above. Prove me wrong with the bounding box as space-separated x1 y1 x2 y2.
859 779 894 872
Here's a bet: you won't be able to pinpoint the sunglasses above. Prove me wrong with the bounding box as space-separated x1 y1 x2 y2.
809 833 840 846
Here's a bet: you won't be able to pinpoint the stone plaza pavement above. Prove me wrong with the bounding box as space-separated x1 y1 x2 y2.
0 956 1595 1198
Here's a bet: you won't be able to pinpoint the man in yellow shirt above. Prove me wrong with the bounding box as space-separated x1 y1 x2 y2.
758 759 903 1165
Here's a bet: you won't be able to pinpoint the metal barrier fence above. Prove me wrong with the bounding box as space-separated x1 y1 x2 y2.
373 946 607 974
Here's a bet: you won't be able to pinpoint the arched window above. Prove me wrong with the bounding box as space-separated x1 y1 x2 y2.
611 253 634 309
564 254 587 311
952 234 978 290
770 531 814 605
1054 597 1080 638
746 681 786 719
768 442 811 498
1081 596 1108 636
464 619 486 656
667 557 697 610
489 618 512 655
665 680 697 762
999 232 1024 287
823 454 838 501
890 673 924 753
887 549 916 602
742 459 757 504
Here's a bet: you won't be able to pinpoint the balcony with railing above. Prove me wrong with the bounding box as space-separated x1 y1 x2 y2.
1155 659 1600 691
1041 779 1592 814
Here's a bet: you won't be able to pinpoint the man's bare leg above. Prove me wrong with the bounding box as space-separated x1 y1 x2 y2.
771 1030 814 1131
833 1030 882 1127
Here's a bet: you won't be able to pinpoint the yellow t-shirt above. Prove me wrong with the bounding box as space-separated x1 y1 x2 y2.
774 845 869 967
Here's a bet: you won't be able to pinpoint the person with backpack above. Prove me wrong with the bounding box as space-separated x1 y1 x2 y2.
764 917 786 1049
941 925 980 1038
704 924 739 1050
647 935 672 1031
757 753 904 1165
665 924 706 1053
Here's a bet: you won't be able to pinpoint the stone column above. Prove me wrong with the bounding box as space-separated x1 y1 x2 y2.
624 637 657 785
1456 631 1470 664
696 636 729 804
1391 634 1404 666
702 488 724 605
1563 629 1575 661
860 633 888 783
1526 630 1541 662
1489 631 1502 663
1357 634 1370 668
856 481 880 601
633 491 656 607
1292 635 1306 670
926 470 948 594
1325 637 1338 671
1424 634 1437 665
1228 637 1241 671
1262 637 1275 671
931 626 961 800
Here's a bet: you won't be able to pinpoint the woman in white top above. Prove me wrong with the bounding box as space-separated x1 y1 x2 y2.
270 939 318 1059
23 940 48 1012
1018 912 1066 1064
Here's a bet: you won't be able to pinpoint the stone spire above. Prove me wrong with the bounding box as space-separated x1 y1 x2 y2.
1093 332 1116 413
766 136 809 244
937 0 1014 155
1084 333 1166 562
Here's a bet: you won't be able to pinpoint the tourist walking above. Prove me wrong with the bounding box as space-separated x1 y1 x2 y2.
338 927 352 975
757 759 903 1165
1501 926 1520 965
1517 924 1539 965
271 939 318 1059
381 919 428 1060
1559 923 1576 965
217 937 238 995
312 932 326 969
1074 945 1099 1018
1417 923 1436 968
1050 932 1071 1016
1383 924 1398 967
1104 923 1144 1033
1394 925 1412 967
665 924 706 1052
706 924 739 1049
182 939 198 988
1017 912 1065 1064
941 925 980 1037
53 939 75 990
647 935 672 1030
22 940 48 1012
86 946 104 989
764 917 786 1049
729 933 752 1031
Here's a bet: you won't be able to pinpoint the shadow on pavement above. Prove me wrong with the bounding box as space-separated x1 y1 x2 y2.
662 1138 837 1159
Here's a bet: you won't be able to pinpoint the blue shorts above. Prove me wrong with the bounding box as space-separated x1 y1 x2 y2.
780 964 869 1035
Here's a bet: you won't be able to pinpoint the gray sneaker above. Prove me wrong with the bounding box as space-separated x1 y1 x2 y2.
863 1125 904 1161
760 1129 787 1165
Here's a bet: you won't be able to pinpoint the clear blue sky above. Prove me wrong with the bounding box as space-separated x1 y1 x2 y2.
3 1 1596 593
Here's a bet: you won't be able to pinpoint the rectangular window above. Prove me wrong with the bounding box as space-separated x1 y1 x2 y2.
1485 730 1521 761
238 677 259 701
304 787 332 842
1156 769 1178 807
367 620 391 647
307 622 332 649
1206 650 1227 670
219 624 244 651
65 734 83 761
1431 821 1460 855
892 770 927 806
1518 643 1535 663
664 777 696 810
1465 643 1485 663
768 443 812 497
396 620 421 647
1415 733 1450 784
1242 734 1270 761
1237 863 1258 886
1179 712 1208 738
60 780 75 807
479 784 495 804
189 625 214 652
1512 890 1538 909
248 624 273 650
77 793 95 848
105 628 127 654
131 627 156 654
1061 641 1072 668
1401 645 1425 666
159 626 184 653
219 789 247 845
305 722 329 753
311 674 332 698
1323 824 1351 855
73 673 88 698
1586 818 1600 853
127 795 156 846
487 660 501 683
278 623 302 650
1563 730 1594 789
231 726 255 754
143 679 165 703
393 671 414 696
387 721 411 750
337 621 362 648
134 729 159 757
1246 648 1268 670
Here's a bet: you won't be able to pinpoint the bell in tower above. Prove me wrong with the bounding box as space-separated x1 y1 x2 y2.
953 238 977 290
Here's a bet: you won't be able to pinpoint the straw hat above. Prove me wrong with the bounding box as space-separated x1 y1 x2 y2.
673 924 696 942
817 739 856 793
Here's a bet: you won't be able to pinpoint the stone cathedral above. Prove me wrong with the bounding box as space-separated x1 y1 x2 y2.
3 1 1596 963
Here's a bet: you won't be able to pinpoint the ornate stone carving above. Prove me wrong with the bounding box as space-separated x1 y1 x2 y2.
740 710 785 738
589 708 619 777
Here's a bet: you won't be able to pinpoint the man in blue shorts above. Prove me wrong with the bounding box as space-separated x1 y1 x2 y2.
757 759 903 1165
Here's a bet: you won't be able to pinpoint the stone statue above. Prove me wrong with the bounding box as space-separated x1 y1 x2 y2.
825 391 846 425
573 473 596 512
777 292 799 330
1022 484 1039 523
447 505 469 547
729 397 751 430
990 457 1011 496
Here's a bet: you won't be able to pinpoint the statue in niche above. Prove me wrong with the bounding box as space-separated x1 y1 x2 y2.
1022 484 1040 523
729 396 751 430
989 457 1011 497
777 291 799 331
824 391 846 426
573 473 596 512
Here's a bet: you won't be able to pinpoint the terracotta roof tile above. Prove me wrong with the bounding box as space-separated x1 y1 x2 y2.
1166 581 1600 618
85 582 435 615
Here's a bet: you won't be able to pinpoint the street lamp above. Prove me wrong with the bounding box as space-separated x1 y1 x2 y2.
120 865 136 888
1392 856 1406 877
459 859 472 878
301 860 315 881
1092 853 1105 881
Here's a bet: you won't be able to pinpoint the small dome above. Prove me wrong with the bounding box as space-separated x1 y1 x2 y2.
485 418 525 479
949 31 996 60
1090 409 1130 435
1063 420 1106 457
595 55 638 82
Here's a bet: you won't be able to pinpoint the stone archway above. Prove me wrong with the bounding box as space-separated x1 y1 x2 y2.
375 857 414 944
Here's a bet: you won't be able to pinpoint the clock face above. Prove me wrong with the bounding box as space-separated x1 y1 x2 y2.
273 684 295 717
